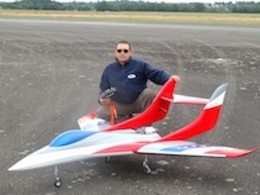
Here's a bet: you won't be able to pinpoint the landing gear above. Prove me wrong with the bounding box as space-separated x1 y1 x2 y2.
54 166 62 188
142 155 152 175
54 177 62 188
105 156 112 163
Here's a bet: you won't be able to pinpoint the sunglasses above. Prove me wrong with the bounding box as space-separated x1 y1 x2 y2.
117 49 129 53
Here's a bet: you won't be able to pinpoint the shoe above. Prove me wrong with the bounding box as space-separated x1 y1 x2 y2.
144 126 157 134
136 126 157 134
136 127 146 134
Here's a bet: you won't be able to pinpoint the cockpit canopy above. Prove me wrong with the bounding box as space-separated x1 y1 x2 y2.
49 130 96 147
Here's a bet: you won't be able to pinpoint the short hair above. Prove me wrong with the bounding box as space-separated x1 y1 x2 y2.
116 40 132 50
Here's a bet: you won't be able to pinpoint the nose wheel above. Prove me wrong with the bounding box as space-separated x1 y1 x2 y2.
54 177 62 188
54 166 62 188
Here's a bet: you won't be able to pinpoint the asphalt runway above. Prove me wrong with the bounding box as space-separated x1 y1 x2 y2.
0 18 259 195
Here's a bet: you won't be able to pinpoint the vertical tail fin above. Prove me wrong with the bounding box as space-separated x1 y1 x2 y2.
160 83 228 141
105 78 176 131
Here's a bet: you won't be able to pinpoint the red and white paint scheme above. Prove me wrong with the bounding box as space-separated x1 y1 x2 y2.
9 78 258 187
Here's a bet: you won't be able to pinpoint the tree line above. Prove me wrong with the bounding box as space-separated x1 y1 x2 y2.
0 0 260 13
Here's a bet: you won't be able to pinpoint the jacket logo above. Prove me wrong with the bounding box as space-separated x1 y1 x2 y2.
127 74 136 79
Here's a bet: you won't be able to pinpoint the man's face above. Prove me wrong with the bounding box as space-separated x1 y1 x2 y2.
114 43 132 65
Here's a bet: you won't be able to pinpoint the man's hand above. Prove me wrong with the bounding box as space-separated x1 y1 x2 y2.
170 75 181 82
99 87 116 105
99 98 111 105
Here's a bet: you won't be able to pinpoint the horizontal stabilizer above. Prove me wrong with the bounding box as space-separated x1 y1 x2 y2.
162 94 209 105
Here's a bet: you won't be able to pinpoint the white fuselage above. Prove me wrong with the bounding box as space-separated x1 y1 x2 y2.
9 130 160 171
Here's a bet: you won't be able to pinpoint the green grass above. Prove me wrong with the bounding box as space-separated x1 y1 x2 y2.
1 10 260 25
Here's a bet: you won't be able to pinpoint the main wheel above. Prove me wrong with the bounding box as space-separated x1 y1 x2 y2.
143 166 152 175
105 156 111 163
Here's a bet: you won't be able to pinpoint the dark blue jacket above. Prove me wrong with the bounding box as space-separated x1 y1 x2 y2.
99 58 170 104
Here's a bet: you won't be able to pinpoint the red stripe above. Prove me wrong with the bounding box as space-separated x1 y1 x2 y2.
95 142 148 154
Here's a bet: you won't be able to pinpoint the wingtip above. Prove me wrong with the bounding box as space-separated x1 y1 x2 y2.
224 147 257 158
204 147 257 158
228 148 258 158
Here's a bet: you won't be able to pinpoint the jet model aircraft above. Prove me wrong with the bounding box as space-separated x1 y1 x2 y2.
9 78 258 187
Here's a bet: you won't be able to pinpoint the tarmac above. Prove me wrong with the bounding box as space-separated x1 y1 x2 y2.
0 18 259 195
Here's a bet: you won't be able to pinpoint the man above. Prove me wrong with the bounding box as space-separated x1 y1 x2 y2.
96 40 180 123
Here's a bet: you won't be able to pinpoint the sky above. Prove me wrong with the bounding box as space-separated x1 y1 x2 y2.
0 0 259 3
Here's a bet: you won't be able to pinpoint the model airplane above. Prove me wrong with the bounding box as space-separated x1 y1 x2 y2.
8 78 258 187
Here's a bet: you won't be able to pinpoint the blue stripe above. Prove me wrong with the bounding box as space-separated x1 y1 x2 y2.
161 144 204 152
49 130 96 147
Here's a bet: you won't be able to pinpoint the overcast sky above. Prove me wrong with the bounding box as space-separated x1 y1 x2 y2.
0 0 259 3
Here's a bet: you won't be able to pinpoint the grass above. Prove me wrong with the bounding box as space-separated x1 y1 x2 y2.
0 9 260 25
